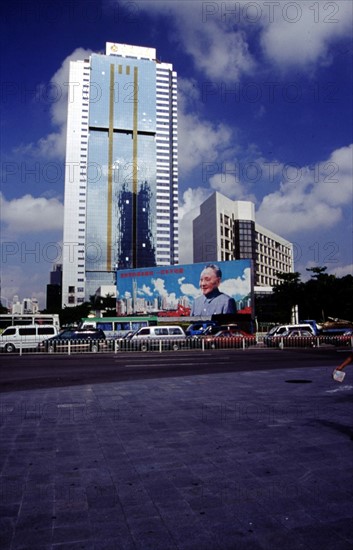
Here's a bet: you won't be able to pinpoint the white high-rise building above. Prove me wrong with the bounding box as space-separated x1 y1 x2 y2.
62 42 178 306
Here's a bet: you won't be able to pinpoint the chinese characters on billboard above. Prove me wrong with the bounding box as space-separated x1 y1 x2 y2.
116 260 253 317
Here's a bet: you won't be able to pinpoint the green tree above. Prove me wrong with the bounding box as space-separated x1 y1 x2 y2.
59 302 92 327
255 267 353 324
305 266 353 321
271 271 304 321
89 293 116 316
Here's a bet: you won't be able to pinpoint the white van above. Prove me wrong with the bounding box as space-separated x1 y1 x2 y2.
264 323 315 346
128 325 186 351
0 325 59 352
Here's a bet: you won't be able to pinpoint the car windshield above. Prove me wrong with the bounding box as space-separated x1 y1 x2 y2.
57 330 75 339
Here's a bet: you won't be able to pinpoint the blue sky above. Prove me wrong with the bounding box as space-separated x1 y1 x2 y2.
1 0 352 308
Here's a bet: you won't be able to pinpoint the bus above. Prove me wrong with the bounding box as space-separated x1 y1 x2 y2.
79 316 158 339
0 313 60 333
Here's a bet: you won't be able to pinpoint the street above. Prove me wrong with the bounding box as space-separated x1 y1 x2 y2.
0 347 344 393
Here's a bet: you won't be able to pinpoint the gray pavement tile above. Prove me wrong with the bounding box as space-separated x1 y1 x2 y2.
253 528 313 550
163 522 217 550
92 538 135 550
309 501 353 524
127 515 177 548
0 517 16 549
326 518 353 543
1 366 352 550
11 526 53 547
52 544 95 550
54 498 88 514
89 518 130 539
15 513 54 531
52 524 93 545
289 525 353 550
53 511 91 527
274 509 320 529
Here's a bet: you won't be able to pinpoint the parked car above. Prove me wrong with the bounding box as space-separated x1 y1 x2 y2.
38 328 106 353
203 329 257 349
0 325 59 353
322 329 353 347
199 324 240 337
264 324 316 346
126 325 186 351
267 329 317 348
185 321 218 337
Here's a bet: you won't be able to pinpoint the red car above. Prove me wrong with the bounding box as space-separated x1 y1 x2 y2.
203 329 256 349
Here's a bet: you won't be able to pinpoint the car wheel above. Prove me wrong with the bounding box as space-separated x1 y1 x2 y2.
141 344 148 352
48 345 55 353
91 344 99 353
172 343 179 351
5 343 15 353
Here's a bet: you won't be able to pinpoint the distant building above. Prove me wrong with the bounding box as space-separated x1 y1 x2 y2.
46 264 62 311
193 192 294 294
11 297 39 315
62 42 179 307
50 263 62 286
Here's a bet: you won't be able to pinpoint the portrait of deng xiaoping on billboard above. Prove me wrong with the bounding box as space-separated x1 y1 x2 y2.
116 260 253 317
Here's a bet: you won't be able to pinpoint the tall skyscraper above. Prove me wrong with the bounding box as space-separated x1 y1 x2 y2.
62 43 178 306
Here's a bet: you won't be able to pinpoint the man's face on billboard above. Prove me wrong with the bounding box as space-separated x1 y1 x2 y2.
199 267 221 295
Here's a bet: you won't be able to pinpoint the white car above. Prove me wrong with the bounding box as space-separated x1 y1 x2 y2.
127 325 186 351
0 325 58 353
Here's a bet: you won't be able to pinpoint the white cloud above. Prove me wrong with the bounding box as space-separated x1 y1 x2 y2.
0 265 47 308
177 77 236 179
0 193 63 235
295 261 353 282
151 278 178 305
260 1 353 70
179 277 199 298
220 268 252 297
132 0 352 78
178 100 233 176
256 144 353 235
18 48 92 159
151 278 167 298
181 24 255 81
133 1 255 81
140 284 153 297
209 172 256 201
327 264 353 278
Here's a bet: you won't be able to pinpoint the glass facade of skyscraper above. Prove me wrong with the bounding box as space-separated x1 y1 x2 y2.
62 43 178 306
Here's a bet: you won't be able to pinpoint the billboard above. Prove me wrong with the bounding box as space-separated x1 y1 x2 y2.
116 260 253 318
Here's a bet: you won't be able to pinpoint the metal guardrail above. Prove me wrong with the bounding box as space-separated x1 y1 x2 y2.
6 336 256 355
264 335 353 349
3 334 352 355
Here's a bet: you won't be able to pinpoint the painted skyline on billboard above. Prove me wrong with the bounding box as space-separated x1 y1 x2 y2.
116 260 253 317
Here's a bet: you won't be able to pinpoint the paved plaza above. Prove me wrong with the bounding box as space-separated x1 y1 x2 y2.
1 362 352 549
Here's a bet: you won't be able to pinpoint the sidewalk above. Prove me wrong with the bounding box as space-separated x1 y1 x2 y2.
1 364 352 549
